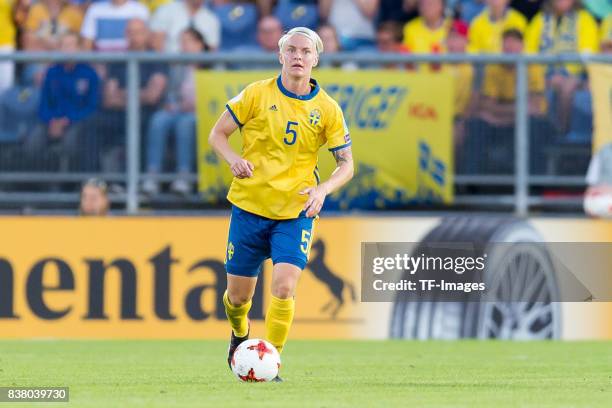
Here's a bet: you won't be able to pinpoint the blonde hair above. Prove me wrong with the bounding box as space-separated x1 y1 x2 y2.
278 27 324 54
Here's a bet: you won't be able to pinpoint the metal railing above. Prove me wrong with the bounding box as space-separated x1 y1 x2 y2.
1 51 611 215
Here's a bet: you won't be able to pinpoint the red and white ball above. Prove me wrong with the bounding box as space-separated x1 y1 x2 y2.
584 187 612 218
230 339 281 382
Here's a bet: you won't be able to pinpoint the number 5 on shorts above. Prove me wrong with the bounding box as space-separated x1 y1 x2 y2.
300 229 312 255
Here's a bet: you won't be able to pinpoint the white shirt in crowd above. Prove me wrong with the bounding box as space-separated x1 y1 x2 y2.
329 0 376 42
150 1 221 52
81 0 150 51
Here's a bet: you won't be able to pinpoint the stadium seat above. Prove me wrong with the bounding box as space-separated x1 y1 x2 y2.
274 1 319 31
213 2 258 51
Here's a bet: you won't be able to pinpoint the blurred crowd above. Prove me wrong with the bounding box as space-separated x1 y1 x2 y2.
0 0 611 195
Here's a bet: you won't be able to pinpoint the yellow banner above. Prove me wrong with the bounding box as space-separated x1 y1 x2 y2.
195 70 454 208
0 217 361 339
587 64 612 151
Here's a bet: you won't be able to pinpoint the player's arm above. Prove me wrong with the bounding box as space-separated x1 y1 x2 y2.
325 146 355 194
208 110 254 178
301 146 354 217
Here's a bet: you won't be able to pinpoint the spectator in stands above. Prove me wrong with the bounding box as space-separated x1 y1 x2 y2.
103 19 167 113
403 0 451 54
273 0 319 30
225 15 282 69
446 20 474 148
377 21 409 53
375 21 410 69
80 178 110 216
464 29 551 174
142 28 207 196
26 32 100 171
12 0 28 28
468 0 527 53
316 23 358 70
525 0 599 132
97 18 167 172
0 0 24 93
81 0 149 51
23 0 83 51
378 0 418 25
403 0 451 71
480 29 547 125
256 15 283 52
150 0 220 52
212 0 259 50
320 0 378 50
318 23 340 54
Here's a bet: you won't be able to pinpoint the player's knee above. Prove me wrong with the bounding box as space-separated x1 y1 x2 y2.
227 291 252 306
271 282 294 299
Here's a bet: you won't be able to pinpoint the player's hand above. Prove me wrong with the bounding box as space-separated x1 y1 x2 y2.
230 157 254 178
300 185 327 218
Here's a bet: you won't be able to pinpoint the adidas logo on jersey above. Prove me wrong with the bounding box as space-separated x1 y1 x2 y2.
269 105 278 111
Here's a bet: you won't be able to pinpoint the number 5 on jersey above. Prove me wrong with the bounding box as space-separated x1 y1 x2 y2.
284 121 298 145
300 229 312 255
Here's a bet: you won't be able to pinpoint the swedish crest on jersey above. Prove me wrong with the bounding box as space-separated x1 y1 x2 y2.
309 108 322 126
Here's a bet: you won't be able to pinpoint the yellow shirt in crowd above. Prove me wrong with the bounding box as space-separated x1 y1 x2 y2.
403 17 451 53
482 64 547 113
0 0 15 47
468 7 527 53
525 9 599 74
25 3 83 37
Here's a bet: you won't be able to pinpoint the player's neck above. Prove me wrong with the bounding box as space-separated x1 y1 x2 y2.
280 74 312 96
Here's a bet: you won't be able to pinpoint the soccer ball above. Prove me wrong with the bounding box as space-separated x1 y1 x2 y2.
584 187 612 218
230 339 281 382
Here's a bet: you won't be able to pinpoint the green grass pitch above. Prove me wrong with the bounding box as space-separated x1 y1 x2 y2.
2 340 611 407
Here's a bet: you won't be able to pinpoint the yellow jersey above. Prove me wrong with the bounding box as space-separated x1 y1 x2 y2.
403 17 451 54
482 64 547 113
468 7 527 53
25 3 83 38
0 0 15 47
225 76 350 220
525 10 599 74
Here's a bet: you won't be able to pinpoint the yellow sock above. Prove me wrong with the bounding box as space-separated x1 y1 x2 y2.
223 290 251 338
265 295 295 354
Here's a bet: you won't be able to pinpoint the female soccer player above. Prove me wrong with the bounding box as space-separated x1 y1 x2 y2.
208 26 354 381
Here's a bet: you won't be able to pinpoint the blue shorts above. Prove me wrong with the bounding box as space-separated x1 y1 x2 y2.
224 205 316 277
